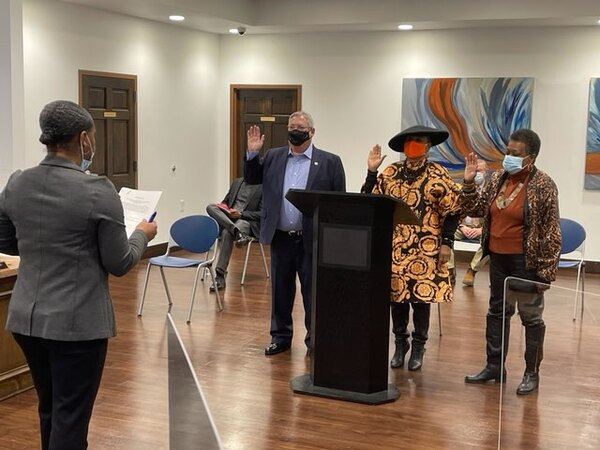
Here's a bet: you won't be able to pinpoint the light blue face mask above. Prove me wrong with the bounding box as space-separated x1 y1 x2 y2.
502 154 526 175
81 158 92 171
474 172 485 186
80 135 95 172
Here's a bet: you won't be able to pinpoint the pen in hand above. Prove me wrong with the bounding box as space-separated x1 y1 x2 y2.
148 211 157 223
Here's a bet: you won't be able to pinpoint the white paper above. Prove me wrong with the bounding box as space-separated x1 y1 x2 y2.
119 187 163 237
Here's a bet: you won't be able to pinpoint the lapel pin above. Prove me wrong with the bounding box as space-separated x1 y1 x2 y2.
314 161 319 165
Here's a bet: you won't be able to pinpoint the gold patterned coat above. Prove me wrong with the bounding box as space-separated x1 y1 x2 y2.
368 160 462 304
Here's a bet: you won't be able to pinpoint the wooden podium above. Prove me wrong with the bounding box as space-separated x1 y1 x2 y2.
286 190 419 405
0 256 32 401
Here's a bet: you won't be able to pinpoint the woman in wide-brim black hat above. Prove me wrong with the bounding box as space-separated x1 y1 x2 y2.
361 125 462 372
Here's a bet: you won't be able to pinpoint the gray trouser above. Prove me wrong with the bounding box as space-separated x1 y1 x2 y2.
206 204 252 275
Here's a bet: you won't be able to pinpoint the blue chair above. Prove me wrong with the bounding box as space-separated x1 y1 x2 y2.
137 215 222 323
558 218 586 321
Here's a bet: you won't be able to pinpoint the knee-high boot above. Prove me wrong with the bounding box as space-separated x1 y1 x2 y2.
390 303 410 368
408 303 430 371
465 315 510 383
517 323 545 395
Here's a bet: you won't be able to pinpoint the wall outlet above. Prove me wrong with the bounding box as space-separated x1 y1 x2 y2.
180 200 185 212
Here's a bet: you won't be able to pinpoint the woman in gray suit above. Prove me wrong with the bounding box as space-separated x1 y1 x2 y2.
0 100 157 450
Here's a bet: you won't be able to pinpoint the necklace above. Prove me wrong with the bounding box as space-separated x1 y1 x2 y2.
495 180 524 209
397 161 428 183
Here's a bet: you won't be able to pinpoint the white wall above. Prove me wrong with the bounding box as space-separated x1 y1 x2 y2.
219 28 600 260
21 0 221 243
15 2 600 260
0 0 25 187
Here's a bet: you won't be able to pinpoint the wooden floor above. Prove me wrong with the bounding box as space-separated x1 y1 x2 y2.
1 247 600 450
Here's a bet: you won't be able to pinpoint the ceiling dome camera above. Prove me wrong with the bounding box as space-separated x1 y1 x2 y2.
237 27 246 35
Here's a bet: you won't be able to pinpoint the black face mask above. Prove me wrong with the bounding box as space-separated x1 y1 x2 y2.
288 129 310 146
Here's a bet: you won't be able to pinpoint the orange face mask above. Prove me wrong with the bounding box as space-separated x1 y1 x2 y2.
404 141 428 159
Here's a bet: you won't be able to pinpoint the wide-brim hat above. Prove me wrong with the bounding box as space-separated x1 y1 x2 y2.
388 125 449 152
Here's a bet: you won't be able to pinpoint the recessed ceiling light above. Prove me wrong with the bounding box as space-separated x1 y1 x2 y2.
597 18 600 24
397 24 413 31
169 15 185 22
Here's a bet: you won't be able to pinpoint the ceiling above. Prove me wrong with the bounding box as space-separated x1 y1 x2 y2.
59 0 600 35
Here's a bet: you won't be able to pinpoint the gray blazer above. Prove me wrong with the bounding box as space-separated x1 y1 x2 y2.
0 154 148 341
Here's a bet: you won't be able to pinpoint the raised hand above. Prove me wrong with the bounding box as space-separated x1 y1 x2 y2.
464 152 479 183
367 144 387 172
247 125 265 153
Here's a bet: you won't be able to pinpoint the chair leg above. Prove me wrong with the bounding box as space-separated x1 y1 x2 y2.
159 267 174 311
186 265 223 324
211 265 223 312
438 303 443 336
137 263 153 317
241 240 253 285
573 264 583 321
580 264 585 320
186 265 204 324
259 243 270 279
202 243 216 282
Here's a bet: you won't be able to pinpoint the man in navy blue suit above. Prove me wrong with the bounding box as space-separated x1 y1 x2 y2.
245 111 346 355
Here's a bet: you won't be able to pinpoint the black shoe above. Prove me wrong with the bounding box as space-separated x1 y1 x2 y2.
390 340 410 368
465 364 506 384
209 276 226 292
516 372 539 395
408 346 426 371
264 342 291 356
449 268 456 286
235 233 252 248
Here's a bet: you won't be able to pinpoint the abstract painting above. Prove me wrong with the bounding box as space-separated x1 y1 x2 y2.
401 78 534 172
585 78 600 190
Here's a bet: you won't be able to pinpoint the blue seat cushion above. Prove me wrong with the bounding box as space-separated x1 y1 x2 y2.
149 255 205 268
558 260 583 269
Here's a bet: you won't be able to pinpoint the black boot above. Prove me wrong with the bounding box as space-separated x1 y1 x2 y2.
390 303 410 368
516 373 539 395
408 303 430 371
466 314 510 384
390 339 410 368
516 324 545 395
465 364 506 383
408 341 425 371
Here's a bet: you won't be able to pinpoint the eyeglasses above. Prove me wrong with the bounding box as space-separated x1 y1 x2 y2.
287 126 311 132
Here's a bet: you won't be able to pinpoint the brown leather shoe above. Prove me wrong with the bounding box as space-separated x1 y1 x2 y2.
462 268 477 286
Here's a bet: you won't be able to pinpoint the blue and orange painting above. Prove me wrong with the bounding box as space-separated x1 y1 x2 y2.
585 78 600 190
401 78 534 175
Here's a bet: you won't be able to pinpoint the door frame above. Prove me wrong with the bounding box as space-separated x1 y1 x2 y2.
230 84 302 181
78 69 138 188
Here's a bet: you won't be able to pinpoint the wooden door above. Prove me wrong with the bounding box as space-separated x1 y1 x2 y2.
230 86 302 180
80 71 137 191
